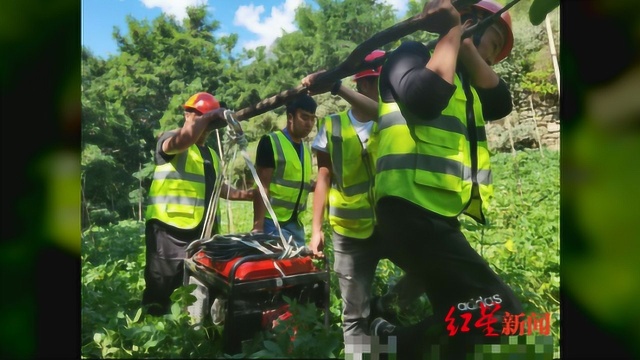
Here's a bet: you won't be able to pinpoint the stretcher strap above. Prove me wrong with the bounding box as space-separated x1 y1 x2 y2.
200 145 234 240
272 260 287 278
216 128 235 233
240 148 295 257
196 233 308 261
199 110 298 258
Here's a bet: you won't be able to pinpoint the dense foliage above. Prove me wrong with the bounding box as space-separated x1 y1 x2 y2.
81 149 559 358
81 0 559 226
82 0 560 358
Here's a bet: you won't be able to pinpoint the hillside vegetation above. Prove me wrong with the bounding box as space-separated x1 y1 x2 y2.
81 149 559 358
81 0 560 358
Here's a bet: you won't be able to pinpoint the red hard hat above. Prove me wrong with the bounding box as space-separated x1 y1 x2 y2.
183 92 220 114
461 0 514 63
353 50 386 80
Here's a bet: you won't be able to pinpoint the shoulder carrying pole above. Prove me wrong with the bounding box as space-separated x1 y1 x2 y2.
232 0 482 121
231 0 522 122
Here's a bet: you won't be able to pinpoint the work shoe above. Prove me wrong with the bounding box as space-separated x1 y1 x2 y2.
371 317 431 359
369 296 400 324
370 317 397 336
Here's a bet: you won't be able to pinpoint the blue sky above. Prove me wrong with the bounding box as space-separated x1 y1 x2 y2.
81 0 409 59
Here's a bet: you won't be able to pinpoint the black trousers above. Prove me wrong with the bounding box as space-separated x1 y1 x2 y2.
141 222 194 316
375 196 524 359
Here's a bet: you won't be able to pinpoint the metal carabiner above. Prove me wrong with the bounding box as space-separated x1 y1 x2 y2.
223 110 244 136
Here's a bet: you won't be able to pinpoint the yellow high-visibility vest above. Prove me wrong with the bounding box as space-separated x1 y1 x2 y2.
323 112 375 238
375 74 493 223
145 144 221 229
266 131 312 222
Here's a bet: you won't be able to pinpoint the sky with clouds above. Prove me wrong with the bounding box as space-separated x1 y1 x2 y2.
82 0 410 58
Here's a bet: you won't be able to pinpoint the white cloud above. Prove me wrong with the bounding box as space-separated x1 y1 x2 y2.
381 0 409 17
139 0 207 21
233 0 303 50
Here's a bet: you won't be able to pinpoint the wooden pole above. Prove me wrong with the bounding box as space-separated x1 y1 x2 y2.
545 14 560 98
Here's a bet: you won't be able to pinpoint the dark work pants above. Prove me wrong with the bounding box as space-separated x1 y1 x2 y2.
141 223 192 316
332 231 379 340
375 196 524 359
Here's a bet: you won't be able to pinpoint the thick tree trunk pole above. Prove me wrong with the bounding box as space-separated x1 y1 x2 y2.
233 0 488 121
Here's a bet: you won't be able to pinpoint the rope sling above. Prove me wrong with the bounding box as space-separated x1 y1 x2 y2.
186 110 307 261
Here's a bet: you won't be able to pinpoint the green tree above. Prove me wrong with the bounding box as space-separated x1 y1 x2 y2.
292 0 398 70
81 0 560 230
81 5 234 229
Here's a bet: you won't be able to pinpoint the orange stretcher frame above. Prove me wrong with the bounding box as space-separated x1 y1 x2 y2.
184 247 330 353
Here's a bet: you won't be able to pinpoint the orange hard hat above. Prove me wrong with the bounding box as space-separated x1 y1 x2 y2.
461 0 514 63
183 92 220 114
353 50 386 80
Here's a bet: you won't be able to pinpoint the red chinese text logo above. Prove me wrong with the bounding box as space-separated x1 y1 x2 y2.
445 303 551 337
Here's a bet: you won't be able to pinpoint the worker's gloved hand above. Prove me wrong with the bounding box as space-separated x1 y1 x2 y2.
200 108 228 131
420 0 461 35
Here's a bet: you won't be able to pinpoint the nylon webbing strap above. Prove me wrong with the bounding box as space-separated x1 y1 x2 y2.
200 146 232 240
198 110 306 258
240 148 295 256
224 110 300 257
215 128 235 233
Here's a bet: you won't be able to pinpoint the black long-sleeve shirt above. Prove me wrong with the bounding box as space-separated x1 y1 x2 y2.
378 41 512 122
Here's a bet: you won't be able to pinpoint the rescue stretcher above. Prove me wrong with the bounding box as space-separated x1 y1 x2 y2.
183 232 330 353
181 110 330 353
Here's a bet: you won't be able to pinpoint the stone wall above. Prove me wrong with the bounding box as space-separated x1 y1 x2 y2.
486 96 560 152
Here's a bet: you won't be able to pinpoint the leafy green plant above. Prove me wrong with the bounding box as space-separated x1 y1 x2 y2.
84 286 221 359
462 149 560 355
522 69 557 98
82 148 559 358
239 296 342 359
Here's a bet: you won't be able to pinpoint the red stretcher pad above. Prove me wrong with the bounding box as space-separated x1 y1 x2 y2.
192 250 319 281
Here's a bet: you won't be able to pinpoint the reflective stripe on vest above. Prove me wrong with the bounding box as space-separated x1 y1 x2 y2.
267 131 312 222
145 144 221 229
324 112 375 239
375 74 493 223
